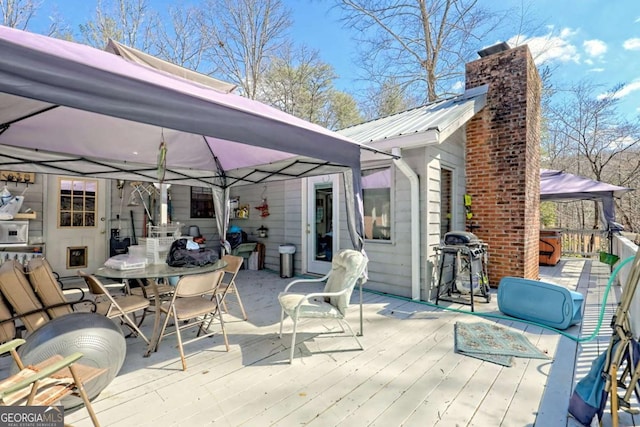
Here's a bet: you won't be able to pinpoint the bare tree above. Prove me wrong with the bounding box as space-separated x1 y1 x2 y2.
0 0 38 29
198 0 292 99
151 6 206 71
360 77 419 120
79 0 158 50
544 80 640 231
332 0 501 103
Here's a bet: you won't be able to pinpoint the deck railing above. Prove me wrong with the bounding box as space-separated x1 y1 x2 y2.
612 234 640 337
552 228 609 258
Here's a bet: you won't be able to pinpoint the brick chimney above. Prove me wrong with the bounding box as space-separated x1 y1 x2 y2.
465 44 541 284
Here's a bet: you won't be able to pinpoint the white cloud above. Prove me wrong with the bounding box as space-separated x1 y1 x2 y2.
588 68 605 73
598 80 640 100
623 38 640 50
583 39 607 57
451 81 464 92
508 27 580 65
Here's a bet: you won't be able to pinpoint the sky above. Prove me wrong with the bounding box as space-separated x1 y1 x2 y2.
26 0 640 118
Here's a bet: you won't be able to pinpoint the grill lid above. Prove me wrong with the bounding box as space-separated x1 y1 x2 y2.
443 231 480 246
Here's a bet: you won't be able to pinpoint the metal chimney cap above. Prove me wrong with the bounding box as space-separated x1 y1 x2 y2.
477 42 511 58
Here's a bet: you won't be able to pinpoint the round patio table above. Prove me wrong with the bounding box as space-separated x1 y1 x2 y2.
95 260 227 357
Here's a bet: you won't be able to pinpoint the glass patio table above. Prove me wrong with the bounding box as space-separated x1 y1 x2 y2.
95 260 227 357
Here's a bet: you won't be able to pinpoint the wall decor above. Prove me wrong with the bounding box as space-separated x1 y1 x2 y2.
0 171 35 184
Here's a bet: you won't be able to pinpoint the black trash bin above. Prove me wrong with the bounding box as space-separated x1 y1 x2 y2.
279 244 296 278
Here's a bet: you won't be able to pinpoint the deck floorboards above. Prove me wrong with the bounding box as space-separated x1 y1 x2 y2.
9 258 634 426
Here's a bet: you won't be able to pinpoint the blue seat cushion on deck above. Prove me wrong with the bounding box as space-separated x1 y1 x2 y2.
497 277 584 330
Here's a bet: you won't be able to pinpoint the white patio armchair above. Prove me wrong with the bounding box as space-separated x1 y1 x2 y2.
278 249 368 363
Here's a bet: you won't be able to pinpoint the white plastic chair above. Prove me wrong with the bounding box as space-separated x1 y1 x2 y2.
278 249 367 363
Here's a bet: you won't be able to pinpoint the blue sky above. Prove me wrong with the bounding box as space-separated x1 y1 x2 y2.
30 0 640 117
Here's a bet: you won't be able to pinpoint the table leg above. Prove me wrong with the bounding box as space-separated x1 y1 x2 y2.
144 279 161 357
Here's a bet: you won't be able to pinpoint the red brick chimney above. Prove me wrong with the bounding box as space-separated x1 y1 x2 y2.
465 44 541 284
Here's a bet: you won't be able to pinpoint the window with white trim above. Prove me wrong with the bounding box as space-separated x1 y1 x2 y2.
362 167 392 241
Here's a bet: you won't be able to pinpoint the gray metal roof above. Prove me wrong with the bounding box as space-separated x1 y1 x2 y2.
338 85 488 145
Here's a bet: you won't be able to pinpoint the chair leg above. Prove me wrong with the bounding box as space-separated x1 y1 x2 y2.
279 309 286 338
69 364 101 427
289 318 298 364
204 295 230 352
120 312 150 345
173 309 187 371
232 286 248 321
157 307 174 348
340 319 364 350
217 303 230 352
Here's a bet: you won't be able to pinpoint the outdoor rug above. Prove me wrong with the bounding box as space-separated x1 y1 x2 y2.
454 322 550 367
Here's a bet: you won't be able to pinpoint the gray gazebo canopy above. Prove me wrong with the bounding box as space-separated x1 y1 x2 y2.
0 25 393 250
540 169 633 230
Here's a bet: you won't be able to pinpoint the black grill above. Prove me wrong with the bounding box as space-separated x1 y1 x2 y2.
443 231 481 246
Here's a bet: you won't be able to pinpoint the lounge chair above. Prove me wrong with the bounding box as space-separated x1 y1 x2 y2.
0 260 95 342
0 260 51 335
0 338 104 426
26 257 94 318
278 249 367 363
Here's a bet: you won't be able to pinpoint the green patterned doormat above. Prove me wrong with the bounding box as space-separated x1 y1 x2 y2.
454 322 550 367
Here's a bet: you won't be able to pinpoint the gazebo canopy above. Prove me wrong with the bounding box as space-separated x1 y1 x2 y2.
0 25 394 250
540 169 633 229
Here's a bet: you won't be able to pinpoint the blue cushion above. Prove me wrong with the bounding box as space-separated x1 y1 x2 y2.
497 277 583 330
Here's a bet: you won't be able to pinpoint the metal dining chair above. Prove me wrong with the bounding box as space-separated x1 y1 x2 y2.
156 269 228 371
77 271 150 344
216 255 248 321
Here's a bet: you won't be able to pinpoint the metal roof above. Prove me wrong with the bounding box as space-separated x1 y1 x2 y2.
339 84 488 146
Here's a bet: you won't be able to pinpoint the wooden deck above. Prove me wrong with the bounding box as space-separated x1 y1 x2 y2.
41 259 637 426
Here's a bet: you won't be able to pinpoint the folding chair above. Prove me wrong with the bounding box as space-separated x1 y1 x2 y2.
0 338 104 426
157 270 228 370
77 271 150 344
216 255 248 321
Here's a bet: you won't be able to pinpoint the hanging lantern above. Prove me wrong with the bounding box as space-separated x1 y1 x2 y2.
255 198 270 218
257 225 269 238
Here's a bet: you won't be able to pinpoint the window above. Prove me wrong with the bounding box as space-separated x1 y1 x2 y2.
58 179 97 227
362 167 391 241
190 187 214 218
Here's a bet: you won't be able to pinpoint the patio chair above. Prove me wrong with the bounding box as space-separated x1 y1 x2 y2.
126 277 175 327
216 255 248 321
0 260 96 343
0 260 51 335
157 269 228 371
0 338 104 427
26 257 95 318
232 242 257 269
128 277 174 300
77 271 150 344
278 249 367 363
